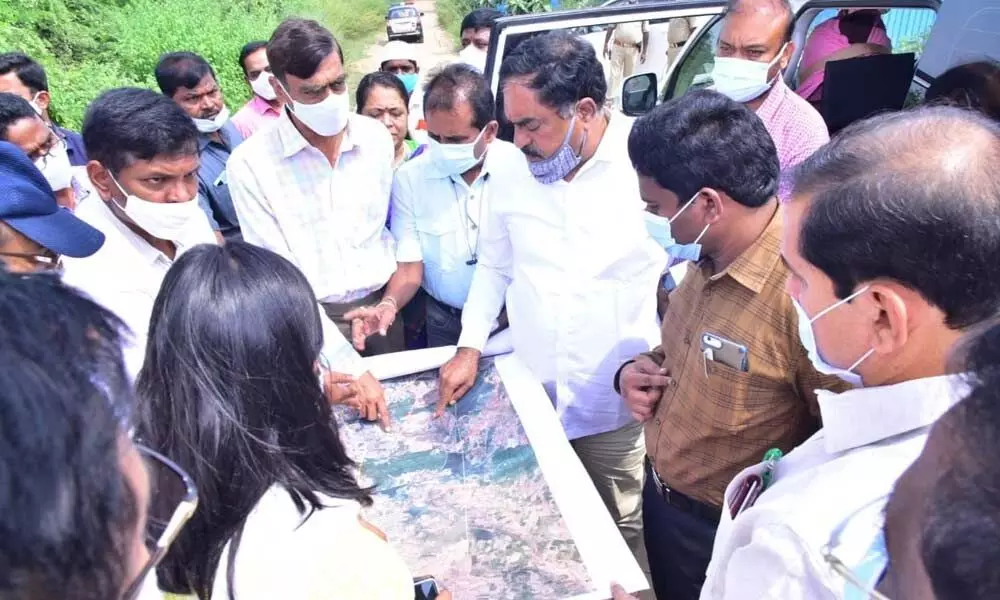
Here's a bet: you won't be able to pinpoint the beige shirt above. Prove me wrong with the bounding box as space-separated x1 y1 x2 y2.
613 21 648 45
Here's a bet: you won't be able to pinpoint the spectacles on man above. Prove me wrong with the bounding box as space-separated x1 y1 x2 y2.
30 128 67 169
0 250 62 270
122 445 199 600
821 496 892 600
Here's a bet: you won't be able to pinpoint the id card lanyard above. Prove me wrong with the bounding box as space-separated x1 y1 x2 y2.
451 173 488 266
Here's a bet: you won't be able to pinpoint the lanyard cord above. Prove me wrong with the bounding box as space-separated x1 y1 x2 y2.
452 173 488 265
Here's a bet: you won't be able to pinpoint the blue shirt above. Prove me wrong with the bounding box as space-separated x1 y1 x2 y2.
56 126 87 167
197 121 244 240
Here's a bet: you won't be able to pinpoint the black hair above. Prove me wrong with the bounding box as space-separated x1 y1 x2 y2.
136 242 371 599
628 89 778 207
424 62 496 130
0 92 42 141
726 0 795 43
926 60 1000 123
267 18 345 84
238 41 268 78
922 319 1000 600
461 7 501 33
82 87 199 175
355 71 410 112
793 105 1000 329
154 51 216 98
499 30 606 113
0 269 137 600
0 52 48 93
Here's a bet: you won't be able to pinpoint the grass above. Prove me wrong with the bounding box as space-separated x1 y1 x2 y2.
0 0 391 130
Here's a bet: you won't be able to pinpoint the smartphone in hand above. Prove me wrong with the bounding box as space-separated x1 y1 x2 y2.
414 576 439 600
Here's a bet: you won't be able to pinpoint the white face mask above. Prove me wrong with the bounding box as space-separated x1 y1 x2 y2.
250 72 277 101
792 285 875 386
35 141 73 191
710 44 787 103
427 128 487 177
278 80 350 137
109 173 203 241
458 44 488 73
29 92 44 117
192 105 230 134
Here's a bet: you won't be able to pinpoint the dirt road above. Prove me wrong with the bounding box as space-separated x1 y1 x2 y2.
353 0 456 77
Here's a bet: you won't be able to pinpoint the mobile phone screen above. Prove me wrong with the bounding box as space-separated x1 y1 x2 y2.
414 577 439 600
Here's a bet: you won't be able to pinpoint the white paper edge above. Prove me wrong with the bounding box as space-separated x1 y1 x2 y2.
494 354 649 598
362 328 514 380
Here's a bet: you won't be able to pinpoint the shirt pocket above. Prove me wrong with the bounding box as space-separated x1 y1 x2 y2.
415 216 461 272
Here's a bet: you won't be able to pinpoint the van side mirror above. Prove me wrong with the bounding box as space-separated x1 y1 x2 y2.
621 73 658 117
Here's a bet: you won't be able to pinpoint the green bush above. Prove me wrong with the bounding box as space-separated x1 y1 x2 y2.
0 0 389 130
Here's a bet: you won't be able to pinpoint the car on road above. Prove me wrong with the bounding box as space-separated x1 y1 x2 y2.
386 2 424 43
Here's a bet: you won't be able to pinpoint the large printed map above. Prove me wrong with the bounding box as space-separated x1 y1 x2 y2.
334 358 593 599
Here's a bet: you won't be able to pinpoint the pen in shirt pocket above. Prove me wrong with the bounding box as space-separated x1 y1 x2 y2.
729 448 783 518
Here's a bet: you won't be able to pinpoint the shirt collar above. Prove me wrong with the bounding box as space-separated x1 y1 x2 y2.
817 374 968 455
198 122 239 152
755 77 789 123
275 109 358 160
708 206 782 294
579 112 629 173
249 95 280 116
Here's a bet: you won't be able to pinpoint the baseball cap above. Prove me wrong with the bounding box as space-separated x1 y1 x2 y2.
0 141 104 258
381 41 418 68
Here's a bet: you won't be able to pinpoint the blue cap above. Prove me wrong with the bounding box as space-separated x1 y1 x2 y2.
0 141 104 258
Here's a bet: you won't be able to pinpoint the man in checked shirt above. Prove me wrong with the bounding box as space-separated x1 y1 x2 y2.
614 89 848 600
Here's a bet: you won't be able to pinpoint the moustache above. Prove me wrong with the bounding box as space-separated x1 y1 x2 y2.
521 145 545 160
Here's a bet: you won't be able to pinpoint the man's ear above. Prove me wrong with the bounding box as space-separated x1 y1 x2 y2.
32 90 51 114
779 41 796 70
482 120 500 145
868 284 909 355
699 187 726 224
86 161 115 202
576 97 600 124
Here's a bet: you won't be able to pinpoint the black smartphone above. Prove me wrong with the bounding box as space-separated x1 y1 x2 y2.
414 576 439 600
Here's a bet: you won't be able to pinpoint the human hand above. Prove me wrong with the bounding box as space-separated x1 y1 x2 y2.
356 371 391 431
610 583 638 599
321 370 360 408
620 356 671 422
435 347 480 417
640 49 647 63
604 45 612 60
345 298 398 352
436 591 453 600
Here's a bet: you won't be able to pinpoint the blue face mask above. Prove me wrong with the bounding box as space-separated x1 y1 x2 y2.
843 528 889 600
528 115 587 184
644 191 711 264
396 73 418 95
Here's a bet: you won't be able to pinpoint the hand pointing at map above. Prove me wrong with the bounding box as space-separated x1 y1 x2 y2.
435 347 481 417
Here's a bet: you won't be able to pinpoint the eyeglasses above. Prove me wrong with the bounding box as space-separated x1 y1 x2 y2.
0 250 62 270
821 496 892 600
32 128 67 169
121 445 199 600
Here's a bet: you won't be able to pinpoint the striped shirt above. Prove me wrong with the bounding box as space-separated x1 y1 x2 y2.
756 78 830 200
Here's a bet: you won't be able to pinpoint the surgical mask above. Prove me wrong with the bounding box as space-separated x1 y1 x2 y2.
843 529 889 600
458 44 488 73
279 80 350 137
396 73 419 95
29 92 43 116
529 115 586 185
109 173 203 241
649 191 710 263
428 128 486 177
192 105 230 134
35 142 73 191
250 72 277 101
792 286 875 386
710 45 787 103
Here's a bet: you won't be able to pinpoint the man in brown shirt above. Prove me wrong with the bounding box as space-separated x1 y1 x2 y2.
617 89 846 600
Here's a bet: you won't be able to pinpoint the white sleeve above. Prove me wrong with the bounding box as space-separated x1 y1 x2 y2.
456 191 512 351
228 152 366 377
389 170 423 263
716 524 836 600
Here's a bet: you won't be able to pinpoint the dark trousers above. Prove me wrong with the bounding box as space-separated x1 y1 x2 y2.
425 294 463 348
643 462 720 600
321 287 405 356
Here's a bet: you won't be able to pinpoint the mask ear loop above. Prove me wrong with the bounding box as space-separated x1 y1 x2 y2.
106 171 131 213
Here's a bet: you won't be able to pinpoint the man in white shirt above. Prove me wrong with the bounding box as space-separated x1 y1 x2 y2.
61 88 218 378
435 31 663 561
390 63 519 347
226 18 401 422
700 106 1000 599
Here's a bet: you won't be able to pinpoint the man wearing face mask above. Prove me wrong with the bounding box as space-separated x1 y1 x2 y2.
0 141 104 273
0 93 79 210
59 88 218 378
227 18 397 427
618 89 846 600
390 63 519 347
457 8 501 73
232 41 285 139
435 32 664 568
710 0 828 198
0 52 88 167
699 105 1000 600
379 41 427 145
156 51 244 242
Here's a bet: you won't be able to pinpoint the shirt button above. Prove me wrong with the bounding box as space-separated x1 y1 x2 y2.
655 418 662 425
683 334 691 345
